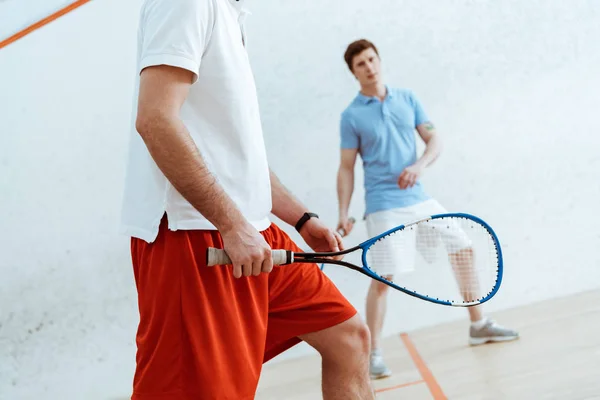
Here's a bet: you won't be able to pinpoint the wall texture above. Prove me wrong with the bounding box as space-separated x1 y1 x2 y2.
1 0 599 398
0 0 76 40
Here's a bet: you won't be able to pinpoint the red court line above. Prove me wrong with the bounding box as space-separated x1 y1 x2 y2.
0 0 92 50
375 379 424 393
400 333 447 400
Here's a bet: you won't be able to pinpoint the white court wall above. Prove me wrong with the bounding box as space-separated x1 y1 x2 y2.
0 0 76 40
1 0 599 398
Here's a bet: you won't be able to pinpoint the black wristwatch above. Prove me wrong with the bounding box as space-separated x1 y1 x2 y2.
295 212 319 232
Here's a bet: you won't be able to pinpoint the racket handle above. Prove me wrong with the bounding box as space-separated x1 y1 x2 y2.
206 248 291 267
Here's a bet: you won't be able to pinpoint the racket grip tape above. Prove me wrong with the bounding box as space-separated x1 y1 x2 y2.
206 248 292 266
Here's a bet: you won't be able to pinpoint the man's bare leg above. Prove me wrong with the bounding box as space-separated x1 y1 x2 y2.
449 247 519 344
300 314 375 399
365 278 393 378
448 248 484 322
365 278 390 350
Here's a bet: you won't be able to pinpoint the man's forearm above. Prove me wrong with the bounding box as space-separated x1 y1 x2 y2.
337 167 354 219
269 169 310 227
137 116 245 233
415 132 442 169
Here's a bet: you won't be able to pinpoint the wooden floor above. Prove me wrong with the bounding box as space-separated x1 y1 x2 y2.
255 289 600 400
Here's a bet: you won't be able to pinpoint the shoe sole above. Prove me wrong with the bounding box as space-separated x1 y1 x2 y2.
469 335 519 346
370 372 392 380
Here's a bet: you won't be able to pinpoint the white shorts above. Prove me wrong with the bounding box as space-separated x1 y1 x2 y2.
365 199 472 276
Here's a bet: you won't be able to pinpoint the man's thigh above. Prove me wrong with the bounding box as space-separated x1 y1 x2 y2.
261 223 357 363
412 199 472 254
131 216 269 400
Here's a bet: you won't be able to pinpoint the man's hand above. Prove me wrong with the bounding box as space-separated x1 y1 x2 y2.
220 222 274 279
300 218 344 260
336 217 356 237
398 163 424 189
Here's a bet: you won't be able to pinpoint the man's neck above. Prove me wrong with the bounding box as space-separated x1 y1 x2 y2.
360 83 387 100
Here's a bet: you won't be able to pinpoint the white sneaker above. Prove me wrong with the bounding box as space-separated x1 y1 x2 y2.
369 349 392 379
469 318 520 346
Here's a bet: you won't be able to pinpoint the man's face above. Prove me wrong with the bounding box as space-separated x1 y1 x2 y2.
351 48 381 86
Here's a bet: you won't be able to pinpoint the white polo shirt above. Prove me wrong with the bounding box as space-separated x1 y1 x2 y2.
120 0 272 243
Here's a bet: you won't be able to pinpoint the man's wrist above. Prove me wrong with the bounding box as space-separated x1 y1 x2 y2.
295 212 319 232
213 206 247 234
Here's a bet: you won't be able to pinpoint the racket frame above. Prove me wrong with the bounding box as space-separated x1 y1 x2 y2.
306 213 503 307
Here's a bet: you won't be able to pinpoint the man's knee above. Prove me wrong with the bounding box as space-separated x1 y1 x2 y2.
347 317 371 353
321 317 371 362
449 247 474 267
302 315 370 362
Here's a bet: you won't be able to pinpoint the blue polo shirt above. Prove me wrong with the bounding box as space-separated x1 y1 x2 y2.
340 86 431 216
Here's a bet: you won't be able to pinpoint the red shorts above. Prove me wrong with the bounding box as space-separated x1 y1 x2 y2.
130 216 357 400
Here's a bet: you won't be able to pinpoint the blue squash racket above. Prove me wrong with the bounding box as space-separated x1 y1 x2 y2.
206 213 503 307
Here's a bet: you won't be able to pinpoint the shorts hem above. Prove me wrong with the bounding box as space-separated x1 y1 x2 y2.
168 216 271 232
309 308 358 335
365 196 437 217
263 308 358 363
132 391 255 400
121 217 272 243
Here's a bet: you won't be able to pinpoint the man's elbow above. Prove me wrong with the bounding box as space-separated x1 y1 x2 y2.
426 133 442 152
338 164 354 178
135 112 153 139
135 109 169 139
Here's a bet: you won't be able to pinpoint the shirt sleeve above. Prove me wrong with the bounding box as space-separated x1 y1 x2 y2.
340 113 360 149
138 0 216 82
408 90 430 127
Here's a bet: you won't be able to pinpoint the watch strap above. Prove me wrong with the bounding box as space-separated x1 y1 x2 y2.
295 212 319 232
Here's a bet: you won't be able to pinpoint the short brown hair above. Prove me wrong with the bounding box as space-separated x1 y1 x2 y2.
344 39 379 71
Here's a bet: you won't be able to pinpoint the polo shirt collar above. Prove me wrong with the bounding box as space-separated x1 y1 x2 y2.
357 84 393 104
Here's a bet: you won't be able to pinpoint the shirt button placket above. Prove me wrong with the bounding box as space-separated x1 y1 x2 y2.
381 100 389 119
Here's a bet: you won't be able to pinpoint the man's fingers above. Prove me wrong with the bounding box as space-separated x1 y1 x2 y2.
399 177 408 189
399 171 412 187
233 264 243 279
409 173 417 187
330 231 345 261
252 259 262 276
242 263 252 277
400 172 416 188
328 230 340 252
335 231 345 252
262 250 273 273
320 229 339 255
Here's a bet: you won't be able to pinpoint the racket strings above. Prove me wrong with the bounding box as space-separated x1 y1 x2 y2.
366 217 499 305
